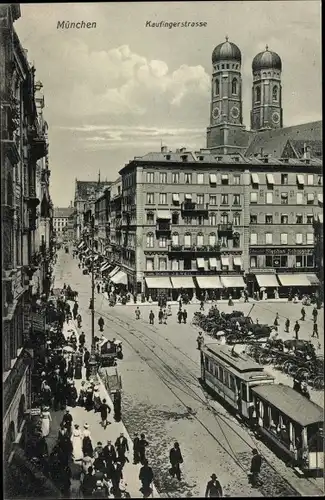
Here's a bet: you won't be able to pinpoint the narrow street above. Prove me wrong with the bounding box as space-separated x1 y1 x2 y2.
54 249 324 498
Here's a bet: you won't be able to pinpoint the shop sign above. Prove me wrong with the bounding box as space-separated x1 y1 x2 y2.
31 311 46 333
249 247 314 256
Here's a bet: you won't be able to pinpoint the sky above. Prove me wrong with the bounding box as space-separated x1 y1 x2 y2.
15 1 322 207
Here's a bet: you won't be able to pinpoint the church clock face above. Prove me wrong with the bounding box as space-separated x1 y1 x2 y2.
231 106 239 119
272 112 280 124
212 106 220 120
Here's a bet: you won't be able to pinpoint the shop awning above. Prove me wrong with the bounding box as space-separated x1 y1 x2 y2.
251 173 259 184
233 257 243 268
266 173 275 184
172 194 180 203
78 241 85 249
220 275 246 288
221 256 229 266
157 210 171 220
171 276 195 289
195 276 223 289
256 274 280 288
111 270 128 285
297 174 305 185
306 274 320 286
209 257 217 268
109 266 120 278
145 276 173 289
209 174 217 184
184 194 192 200
100 262 110 272
197 258 205 268
318 213 323 223
277 274 314 287
318 193 323 204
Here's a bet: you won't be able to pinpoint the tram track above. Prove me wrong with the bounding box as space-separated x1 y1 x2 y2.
91 305 323 497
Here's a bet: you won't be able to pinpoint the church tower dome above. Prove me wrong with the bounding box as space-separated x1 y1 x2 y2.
250 45 283 131
212 38 241 64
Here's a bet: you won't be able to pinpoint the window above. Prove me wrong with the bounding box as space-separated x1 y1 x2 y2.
159 236 167 248
281 174 288 185
159 258 167 271
296 193 303 205
281 193 288 205
265 214 273 224
232 78 238 94
198 215 204 226
307 174 314 186
159 172 167 184
250 214 257 224
266 255 288 268
146 233 154 248
185 173 192 184
172 212 179 224
209 233 216 246
172 172 179 184
221 194 228 205
172 233 179 246
146 258 154 271
147 193 154 204
307 233 314 245
307 193 315 205
296 233 303 244
159 193 167 205
255 85 261 102
221 174 229 185
280 214 288 224
280 233 288 245
233 194 240 205
184 216 192 225
296 214 303 224
171 259 179 271
209 213 216 226
266 192 273 204
184 234 192 247
317 175 322 186
220 236 228 248
197 233 204 247
215 79 220 95
306 214 313 224
197 194 204 205
197 173 204 184
250 192 258 203
265 233 273 244
233 213 241 226
209 195 217 206
146 172 154 183
233 174 240 185
307 255 314 267
250 233 257 245
209 174 217 185
250 256 257 268
272 86 278 101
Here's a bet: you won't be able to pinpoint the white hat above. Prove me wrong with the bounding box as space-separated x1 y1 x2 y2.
84 423 89 429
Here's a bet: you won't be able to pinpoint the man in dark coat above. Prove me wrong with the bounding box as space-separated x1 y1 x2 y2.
149 310 155 325
300 307 306 321
115 433 129 467
177 310 182 324
138 433 149 464
113 390 122 422
312 322 319 338
293 321 300 340
285 318 290 333
158 309 164 324
79 331 85 347
84 348 91 367
98 317 105 332
99 398 111 428
182 309 188 324
139 460 154 498
169 442 183 480
250 449 262 487
133 434 140 464
103 440 117 466
312 307 318 322
61 409 73 436
205 474 223 497
81 466 96 498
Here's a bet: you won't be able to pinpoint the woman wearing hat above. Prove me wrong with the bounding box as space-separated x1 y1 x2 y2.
83 424 94 458
93 386 102 413
41 406 52 438
72 424 83 462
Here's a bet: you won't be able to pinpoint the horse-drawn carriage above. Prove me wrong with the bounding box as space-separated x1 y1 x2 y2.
64 285 78 301
95 337 123 367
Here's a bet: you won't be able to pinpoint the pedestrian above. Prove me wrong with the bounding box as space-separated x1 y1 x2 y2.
72 424 83 462
83 429 94 458
244 290 249 303
79 331 86 348
133 434 141 464
249 449 262 487
177 309 182 324
163 309 168 325
103 439 117 465
61 409 73 437
74 354 83 379
139 459 154 498
228 295 234 306
158 308 163 324
97 283 101 294
138 433 149 464
312 322 319 339
115 433 129 467
200 300 205 311
41 381 52 407
89 298 94 310
98 317 105 332
85 384 94 411
205 473 223 497
135 306 141 320
293 320 300 340
182 309 188 324
41 406 52 437
81 466 96 498
59 464 72 497
300 307 306 321
84 347 90 367
113 390 122 422
149 310 155 325
94 442 104 459
285 318 290 333
77 314 82 328
167 304 172 316
274 313 279 328
312 307 318 322
169 441 183 480
111 461 124 496
93 386 102 412
98 398 111 428
82 454 94 478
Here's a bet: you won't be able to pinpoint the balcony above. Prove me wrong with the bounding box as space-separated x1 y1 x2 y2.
1 129 21 163
168 244 221 253
181 202 209 213
156 222 171 234
30 133 48 161
218 223 233 234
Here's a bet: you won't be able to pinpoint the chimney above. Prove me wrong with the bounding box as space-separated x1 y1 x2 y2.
161 145 167 153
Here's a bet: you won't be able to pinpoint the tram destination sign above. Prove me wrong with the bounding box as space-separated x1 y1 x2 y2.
249 247 314 256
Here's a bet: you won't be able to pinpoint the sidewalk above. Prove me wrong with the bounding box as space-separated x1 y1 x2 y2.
62 318 159 498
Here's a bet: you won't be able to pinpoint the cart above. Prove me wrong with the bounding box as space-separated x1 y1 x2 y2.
100 366 122 397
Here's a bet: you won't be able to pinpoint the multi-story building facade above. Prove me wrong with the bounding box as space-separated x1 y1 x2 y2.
94 187 111 256
53 207 74 240
74 179 110 240
1 3 50 475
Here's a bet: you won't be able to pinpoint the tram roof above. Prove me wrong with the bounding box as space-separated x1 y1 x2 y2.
205 344 266 375
251 384 323 427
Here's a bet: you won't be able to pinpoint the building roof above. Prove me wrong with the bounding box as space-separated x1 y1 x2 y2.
245 121 322 158
252 47 282 72
212 38 241 64
75 181 111 200
53 207 75 218
251 384 323 427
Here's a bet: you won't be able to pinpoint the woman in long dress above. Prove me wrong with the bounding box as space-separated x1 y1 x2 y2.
93 387 101 412
72 424 83 461
41 407 52 437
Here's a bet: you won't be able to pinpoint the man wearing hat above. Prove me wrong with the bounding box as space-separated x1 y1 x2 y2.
249 449 262 487
205 474 223 497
